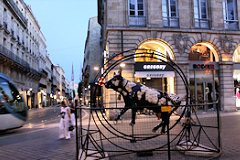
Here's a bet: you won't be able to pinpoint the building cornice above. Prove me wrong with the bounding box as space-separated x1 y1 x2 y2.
105 27 240 35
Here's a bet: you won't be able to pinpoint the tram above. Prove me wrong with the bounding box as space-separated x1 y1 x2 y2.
0 74 28 131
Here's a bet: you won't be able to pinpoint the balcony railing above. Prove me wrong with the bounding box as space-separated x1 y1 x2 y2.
224 20 239 30
163 17 179 28
0 44 41 77
195 18 210 29
41 69 48 76
29 68 41 77
0 44 29 68
129 16 146 27
3 0 27 28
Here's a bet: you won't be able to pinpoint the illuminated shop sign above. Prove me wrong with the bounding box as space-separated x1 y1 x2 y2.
193 64 214 69
135 62 173 71
143 64 166 70
190 62 218 70
135 71 175 78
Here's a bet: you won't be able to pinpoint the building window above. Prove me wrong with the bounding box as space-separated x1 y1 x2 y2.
223 0 238 30
194 0 209 29
162 0 179 27
128 0 146 26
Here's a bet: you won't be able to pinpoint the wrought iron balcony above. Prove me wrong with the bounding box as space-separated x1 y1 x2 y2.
3 0 27 28
41 69 48 77
224 20 239 30
29 68 41 77
0 44 41 77
195 18 210 29
163 16 179 28
0 44 29 69
129 16 146 27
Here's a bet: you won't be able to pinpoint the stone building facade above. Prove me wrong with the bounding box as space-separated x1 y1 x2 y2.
82 16 102 105
0 0 69 108
98 0 240 112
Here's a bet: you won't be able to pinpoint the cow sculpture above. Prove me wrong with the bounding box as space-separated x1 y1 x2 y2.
104 73 182 134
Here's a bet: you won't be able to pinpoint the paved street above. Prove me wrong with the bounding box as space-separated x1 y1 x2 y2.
0 106 83 160
0 107 240 160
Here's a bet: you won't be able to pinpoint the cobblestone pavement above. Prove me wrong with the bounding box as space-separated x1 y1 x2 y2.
0 107 240 160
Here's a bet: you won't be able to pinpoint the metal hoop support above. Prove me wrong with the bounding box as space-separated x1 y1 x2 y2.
76 48 221 160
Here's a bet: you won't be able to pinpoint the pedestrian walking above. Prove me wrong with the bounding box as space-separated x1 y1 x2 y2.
68 97 76 127
59 101 72 140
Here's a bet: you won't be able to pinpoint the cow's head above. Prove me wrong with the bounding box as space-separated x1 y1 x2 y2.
105 73 124 89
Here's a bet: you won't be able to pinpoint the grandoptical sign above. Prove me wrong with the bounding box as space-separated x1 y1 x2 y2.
134 62 175 78
189 62 219 70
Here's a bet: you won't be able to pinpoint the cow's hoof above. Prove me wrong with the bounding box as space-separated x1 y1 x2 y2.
160 131 165 135
152 129 157 133
129 122 135 126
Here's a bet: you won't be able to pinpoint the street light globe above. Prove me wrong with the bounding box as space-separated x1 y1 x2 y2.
120 63 125 68
94 66 99 71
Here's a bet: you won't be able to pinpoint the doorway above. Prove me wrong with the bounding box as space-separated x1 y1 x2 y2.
190 69 219 112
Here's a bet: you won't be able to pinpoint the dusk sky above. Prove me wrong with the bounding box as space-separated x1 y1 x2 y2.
23 0 97 83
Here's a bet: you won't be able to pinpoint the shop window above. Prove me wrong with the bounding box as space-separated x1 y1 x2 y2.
223 0 238 30
189 43 218 62
194 0 210 29
233 46 240 62
162 0 179 27
136 40 174 62
128 0 146 26
233 46 240 107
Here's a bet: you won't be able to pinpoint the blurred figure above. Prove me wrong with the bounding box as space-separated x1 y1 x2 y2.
68 97 76 128
59 101 71 140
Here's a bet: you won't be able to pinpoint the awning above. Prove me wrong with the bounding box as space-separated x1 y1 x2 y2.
135 71 175 78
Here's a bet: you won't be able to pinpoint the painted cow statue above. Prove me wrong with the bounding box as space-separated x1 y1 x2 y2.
104 73 182 134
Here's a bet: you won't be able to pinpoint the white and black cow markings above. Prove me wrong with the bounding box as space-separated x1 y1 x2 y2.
105 73 182 134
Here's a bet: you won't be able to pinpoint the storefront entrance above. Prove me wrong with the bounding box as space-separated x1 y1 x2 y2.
135 39 175 94
189 42 219 111
193 79 218 111
233 46 240 108
189 67 219 111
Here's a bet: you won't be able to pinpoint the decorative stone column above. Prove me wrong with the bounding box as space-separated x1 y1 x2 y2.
175 63 189 102
219 62 236 111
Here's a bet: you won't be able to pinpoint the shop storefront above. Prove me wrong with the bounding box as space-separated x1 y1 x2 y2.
104 34 240 113
189 43 219 111
38 83 47 108
134 62 175 93
134 40 175 94
233 46 240 108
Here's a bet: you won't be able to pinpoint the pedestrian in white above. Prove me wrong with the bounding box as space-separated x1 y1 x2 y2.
59 101 72 140
68 97 76 127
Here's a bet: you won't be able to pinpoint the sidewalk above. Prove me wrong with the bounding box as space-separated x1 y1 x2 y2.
1 106 240 160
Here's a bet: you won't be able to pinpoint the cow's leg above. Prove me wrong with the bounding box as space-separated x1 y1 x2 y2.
152 112 163 132
129 107 137 126
115 107 128 121
152 122 163 132
115 97 131 121
160 112 169 134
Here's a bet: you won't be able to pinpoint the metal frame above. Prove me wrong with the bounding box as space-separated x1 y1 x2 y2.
75 48 221 160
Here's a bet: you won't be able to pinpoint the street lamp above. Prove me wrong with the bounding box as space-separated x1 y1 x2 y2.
94 66 99 71
120 63 125 68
